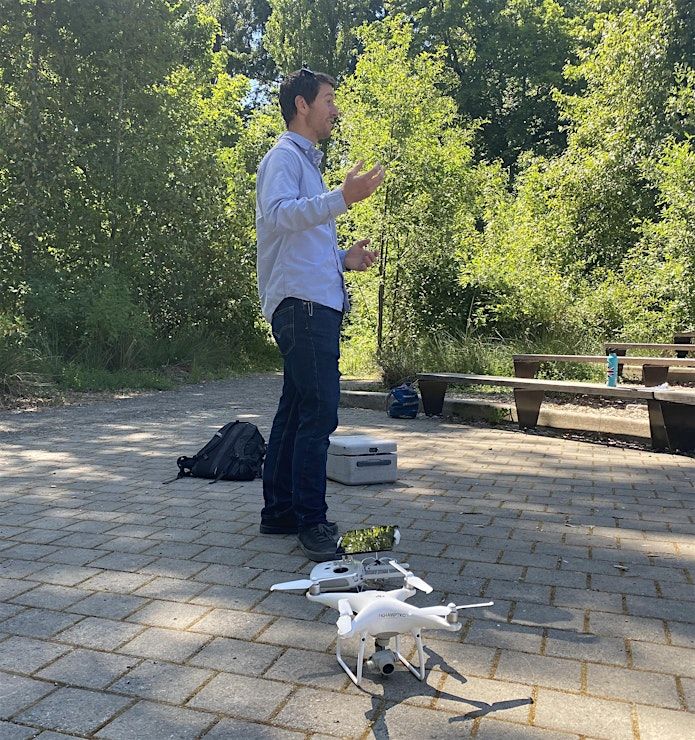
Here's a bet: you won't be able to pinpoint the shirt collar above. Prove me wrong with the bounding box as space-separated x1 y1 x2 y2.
283 131 324 168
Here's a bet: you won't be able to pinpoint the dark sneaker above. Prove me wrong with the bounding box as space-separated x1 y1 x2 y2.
260 518 338 537
298 523 343 562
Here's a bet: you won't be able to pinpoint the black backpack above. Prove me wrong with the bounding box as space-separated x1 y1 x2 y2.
165 421 266 484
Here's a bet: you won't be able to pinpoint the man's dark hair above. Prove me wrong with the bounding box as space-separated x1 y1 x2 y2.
279 68 336 126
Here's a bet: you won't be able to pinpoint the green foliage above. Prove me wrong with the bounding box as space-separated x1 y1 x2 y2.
0 314 48 401
333 15 490 356
387 0 583 167
1 0 693 404
265 0 379 77
550 0 687 272
458 0 694 352
215 0 277 81
588 136 695 340
24 272 152 370
0 0 273 396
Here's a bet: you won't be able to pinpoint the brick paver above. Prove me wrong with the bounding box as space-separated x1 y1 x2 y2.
1 373 694 738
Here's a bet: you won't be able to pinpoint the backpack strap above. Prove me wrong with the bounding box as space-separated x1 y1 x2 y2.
162 456 195 485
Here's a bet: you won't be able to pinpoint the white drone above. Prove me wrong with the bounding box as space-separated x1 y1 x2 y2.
272 558 492 687
335 592 493 686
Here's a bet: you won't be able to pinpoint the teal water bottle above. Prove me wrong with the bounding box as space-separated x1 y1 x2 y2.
606 352 618 387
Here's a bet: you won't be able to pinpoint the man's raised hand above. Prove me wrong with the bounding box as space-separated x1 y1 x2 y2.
341 160 385 206
344 238 378 272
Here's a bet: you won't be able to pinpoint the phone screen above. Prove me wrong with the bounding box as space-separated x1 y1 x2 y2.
338 525 399 554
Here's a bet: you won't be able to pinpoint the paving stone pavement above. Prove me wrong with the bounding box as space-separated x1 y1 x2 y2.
0 373 694 740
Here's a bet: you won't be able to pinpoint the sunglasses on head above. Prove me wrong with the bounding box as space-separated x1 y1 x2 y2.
300 66 315 78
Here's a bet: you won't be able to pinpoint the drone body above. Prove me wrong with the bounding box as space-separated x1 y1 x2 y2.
337 597 461 638
307 586 415 612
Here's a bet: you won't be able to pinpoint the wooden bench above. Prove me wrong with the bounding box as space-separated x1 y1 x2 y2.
604 342 695 358
417 372 695 452
674 330 695 358
513 354 695 386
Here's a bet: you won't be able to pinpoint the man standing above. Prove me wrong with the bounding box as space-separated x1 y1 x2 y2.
256 68 384 561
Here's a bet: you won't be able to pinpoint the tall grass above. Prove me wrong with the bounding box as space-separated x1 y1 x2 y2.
0 332 52 403
1 316 281 404
343 330 606 389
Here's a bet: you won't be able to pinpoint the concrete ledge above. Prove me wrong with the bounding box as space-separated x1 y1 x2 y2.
340 389 651 440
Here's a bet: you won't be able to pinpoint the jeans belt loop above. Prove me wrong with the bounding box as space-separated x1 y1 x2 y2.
307 301 313 317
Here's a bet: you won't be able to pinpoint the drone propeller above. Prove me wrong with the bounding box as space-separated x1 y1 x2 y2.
388 559 433 594
337 598 354 636
270 578 316 592
448 601 495 611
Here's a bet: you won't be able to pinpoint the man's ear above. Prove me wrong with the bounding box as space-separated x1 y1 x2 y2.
294 94 308 116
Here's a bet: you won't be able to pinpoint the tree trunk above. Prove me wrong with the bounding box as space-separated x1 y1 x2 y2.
22 0 45 274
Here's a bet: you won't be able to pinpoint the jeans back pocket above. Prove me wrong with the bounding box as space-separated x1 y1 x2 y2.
271 303 295 355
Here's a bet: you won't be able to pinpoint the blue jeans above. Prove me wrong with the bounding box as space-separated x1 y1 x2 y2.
262 297 342 529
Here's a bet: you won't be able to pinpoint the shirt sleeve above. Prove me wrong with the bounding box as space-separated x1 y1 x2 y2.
257 148 347 233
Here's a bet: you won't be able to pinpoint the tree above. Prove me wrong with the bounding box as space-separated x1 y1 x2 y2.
465 0 695 343
264 0 380 78
0 0 267 367
214 0 277 81
387 0 583 169
331 15 491 353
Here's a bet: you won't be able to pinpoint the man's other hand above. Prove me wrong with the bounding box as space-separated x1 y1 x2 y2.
341 161 385 206
345 238 378 272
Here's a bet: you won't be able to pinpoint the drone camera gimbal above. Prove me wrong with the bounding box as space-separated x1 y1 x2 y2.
367 648 397 676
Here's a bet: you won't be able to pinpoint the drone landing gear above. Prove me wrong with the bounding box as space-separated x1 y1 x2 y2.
336 630 426 687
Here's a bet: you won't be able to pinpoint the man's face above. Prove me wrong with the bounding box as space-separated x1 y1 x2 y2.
304 83 340 141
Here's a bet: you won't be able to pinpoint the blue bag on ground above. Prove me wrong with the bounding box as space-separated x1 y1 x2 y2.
387 383 419 419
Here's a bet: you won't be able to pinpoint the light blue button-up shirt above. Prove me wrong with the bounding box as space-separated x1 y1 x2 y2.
256 131 350 322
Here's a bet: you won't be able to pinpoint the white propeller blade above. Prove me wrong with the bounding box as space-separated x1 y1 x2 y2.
406 575 433 594
270 579 315 592
388 559 432 593
337 614 352 636
337 598 353 636
449 601 495 610
389 559 409 577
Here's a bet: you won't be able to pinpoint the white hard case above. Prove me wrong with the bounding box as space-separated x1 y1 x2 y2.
326 435 398 485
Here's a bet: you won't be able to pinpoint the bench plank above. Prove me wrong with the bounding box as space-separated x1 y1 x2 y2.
654 390 695 405
604 343 695 353
513 354 695 385
513 354 695 367
417 373 656 399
